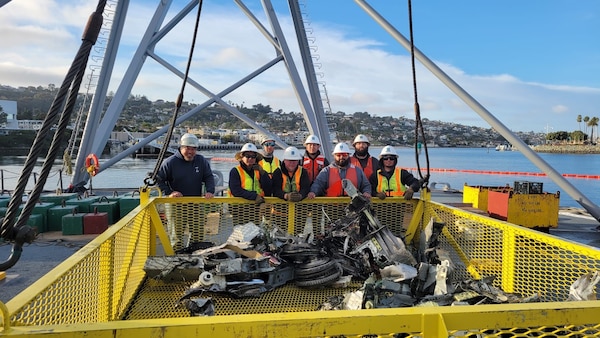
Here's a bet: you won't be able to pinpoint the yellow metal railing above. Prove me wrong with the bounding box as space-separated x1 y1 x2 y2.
1 194 600 337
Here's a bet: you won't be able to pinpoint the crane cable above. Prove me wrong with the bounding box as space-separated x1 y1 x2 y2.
144 0 204 189
407 0 430 189
0 0 106 271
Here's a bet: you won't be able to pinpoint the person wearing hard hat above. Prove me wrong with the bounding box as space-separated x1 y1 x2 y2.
258 136 282 196
374 145 420 200
157 133 215 248
350 134 379 182
302 134 330 184
307 142 372 199
272 146 310 202
157 133 215 198
258 136 281 176
228 143 271 204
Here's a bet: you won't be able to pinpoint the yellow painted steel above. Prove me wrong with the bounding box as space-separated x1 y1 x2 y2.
462 184 511 210
505 192 560 228
1 195 600 337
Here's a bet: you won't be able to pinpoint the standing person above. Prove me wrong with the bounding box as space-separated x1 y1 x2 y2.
273 146 310 202
350 134 379 180
307 142 372 199
374 145 420 200
157 133 215 248
258 136 281 196
228 143 270 204
302 134 330 184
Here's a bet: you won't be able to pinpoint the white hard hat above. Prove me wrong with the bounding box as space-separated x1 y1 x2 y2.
283 146 303 161
261 135 275 145
304 134 321 145
332 142 351 155
379 145 399 158
180 133 199 147
235 143 263 161
352 134 370 145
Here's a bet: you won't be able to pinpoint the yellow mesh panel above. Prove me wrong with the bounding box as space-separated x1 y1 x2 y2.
2 196 600 338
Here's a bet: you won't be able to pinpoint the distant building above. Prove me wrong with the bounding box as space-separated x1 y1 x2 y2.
0 99 18 129
0 99 44 131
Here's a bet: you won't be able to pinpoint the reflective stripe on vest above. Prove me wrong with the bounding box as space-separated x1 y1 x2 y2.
303 155 326 182
231 165 264 196
282 167 302 193
377 168 406 197
326 165 359 197
259 156 280 176
350 156 375 178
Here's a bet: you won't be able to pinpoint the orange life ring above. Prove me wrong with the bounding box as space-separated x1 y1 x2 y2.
85 153 100 177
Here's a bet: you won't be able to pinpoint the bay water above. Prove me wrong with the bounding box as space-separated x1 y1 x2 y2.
1 147 599 208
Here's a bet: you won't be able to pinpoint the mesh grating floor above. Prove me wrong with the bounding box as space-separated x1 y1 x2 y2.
124 278 362 319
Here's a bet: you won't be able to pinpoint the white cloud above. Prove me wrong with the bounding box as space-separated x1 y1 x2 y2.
0 0 598 133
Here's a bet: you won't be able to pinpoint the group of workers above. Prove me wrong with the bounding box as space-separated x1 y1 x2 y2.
156 132 422 248
157 133 421 203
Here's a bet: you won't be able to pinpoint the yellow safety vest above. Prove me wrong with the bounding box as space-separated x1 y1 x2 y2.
376 168 406 197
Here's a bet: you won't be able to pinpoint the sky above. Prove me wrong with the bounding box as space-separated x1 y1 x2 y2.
0 0 599 133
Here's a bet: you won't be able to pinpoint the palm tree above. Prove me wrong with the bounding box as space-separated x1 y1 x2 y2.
583 116 590 136
577 115 582 132
588 117 599 144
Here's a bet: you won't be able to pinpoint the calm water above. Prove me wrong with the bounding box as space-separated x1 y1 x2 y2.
1 147 599 208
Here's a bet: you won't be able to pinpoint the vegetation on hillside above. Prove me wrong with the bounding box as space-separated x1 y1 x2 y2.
1 84 596 148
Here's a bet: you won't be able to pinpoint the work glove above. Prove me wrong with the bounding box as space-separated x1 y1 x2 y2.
255 195 265 204
403 188 414 200
288 192 302 202
252 164 267 175
376 192 387 200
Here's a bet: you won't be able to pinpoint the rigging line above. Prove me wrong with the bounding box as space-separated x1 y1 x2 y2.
144 0 204 189
0 0 106 271
407 0 430 186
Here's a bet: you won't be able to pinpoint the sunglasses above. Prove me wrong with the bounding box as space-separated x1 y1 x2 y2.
263 142 276 147
381 156 396 161
243 153 257 159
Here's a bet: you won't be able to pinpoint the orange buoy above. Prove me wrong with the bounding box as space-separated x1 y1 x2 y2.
85 153 100 176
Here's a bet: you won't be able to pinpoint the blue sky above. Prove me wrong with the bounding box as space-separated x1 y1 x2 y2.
1 0 598 133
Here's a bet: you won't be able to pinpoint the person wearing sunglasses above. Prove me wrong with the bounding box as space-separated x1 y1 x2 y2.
374 145 420 200
258 136 282 196
228 143 271 204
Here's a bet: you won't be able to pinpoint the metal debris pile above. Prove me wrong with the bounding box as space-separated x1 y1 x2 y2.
143 180 597 316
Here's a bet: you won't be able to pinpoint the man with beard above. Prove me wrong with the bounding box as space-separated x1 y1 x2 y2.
258 136 282 196
157 133 215 248
350 134 379 188
307 142 372 199
302 134 330 184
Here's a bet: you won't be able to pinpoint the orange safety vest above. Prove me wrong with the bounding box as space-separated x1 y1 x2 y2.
326 165 359 197
303 154 326 182
229 165 264 196
281 167 303 193
259 156 280 177
350 156 375 178
377 168 406 197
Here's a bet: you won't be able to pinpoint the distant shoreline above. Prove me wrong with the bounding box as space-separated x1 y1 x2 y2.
531 144 600 154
